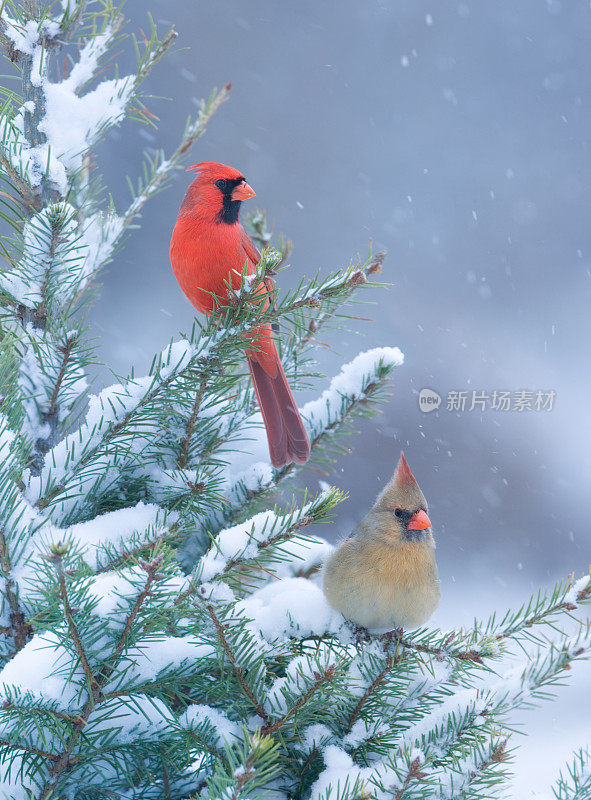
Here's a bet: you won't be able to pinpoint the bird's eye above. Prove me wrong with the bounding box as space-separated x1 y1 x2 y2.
394 508 403 518
215 179 227 190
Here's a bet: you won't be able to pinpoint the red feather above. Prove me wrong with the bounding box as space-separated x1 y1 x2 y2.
169 162 311 468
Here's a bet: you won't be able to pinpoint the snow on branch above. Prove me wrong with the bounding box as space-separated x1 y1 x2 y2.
29 338 199 518
39 75 135 191
0 548 187 799
302 346 403 438
405 630 591 799
340 572 591 751
0 3 176 203
0 489 179 660
195 346 402 545
182 488 342 600
215 572 589 797
0 200 124 336
262 646 340 736
62 20 122 93
0 4 223 483
121 84 231 230
303 609 590 800
30 263 400 528
0 203 74 310
21 501 178 576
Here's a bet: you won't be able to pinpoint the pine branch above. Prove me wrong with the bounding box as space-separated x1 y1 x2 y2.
112 553 163 659
201 598 270 726
0 4 61 209
1 700 84 726
384 631 485 666
333 585 590 794
346 648 406 734
364 573 591 671
186 728 230 764
202 733 280 800
261 664 337 736
464 740 508 794
552 747 591 800
26 248 53 329
396 634 590 796
34 267 388 515
121 84 231 230
36 353 197 509
173 345 400 558
35 552 167 800
0 528 32 652
52 545 100 698
0 737 60 762
393 756 429 800
162 759 172 800
177 490 340 604
93 525 178 575
177 375 207 470
45 331 76 416
58 0 88 43
489 576 591 644
289 248 386 361
222 513 316 576
133 21 177 86
0 150 40 211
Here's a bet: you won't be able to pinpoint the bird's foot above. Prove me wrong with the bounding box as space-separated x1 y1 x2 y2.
379 627 404 649
353 625 371 645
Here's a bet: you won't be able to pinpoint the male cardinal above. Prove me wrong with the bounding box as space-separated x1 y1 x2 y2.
169 162 311 468
323 452 440 630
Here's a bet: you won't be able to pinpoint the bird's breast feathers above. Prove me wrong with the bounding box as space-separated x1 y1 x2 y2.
323 537 440 629
170 219 256 313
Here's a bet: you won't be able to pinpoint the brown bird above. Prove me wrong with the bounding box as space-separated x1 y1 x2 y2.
322 452 440 630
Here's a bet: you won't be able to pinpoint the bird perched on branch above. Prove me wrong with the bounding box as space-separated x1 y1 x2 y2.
323 452 440 630
169 162 311 468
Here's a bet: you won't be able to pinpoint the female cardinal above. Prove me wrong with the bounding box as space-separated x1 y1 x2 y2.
323 452 440 630
169 162 311 468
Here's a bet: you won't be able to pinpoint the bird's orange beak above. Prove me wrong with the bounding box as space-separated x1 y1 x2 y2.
232 181 256 201
407 509 432 531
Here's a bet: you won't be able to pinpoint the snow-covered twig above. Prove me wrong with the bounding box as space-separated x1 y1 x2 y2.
199 597 270 725
120 84 231 230
31 271 399 526
33 552 168 800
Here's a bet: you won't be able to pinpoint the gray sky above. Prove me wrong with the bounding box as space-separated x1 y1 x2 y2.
91 2 591 790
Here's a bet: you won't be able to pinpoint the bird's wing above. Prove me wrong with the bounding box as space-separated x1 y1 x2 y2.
240 229 277 328
240 229 261 267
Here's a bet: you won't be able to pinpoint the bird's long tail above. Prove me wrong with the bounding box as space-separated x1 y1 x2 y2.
247 352 311 469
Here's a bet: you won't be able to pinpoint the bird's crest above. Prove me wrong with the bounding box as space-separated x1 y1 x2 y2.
393 451 420 490
186 161 244 181
373 450 428 513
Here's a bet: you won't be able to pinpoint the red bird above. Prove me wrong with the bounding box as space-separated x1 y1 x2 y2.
169 162 311 468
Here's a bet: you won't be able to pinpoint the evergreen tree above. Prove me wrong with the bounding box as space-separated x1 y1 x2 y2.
0 2 588 798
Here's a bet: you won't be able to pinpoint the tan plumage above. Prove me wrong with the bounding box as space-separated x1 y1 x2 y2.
322 452 440 630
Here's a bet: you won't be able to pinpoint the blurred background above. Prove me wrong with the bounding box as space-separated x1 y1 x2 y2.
92 1 591 793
